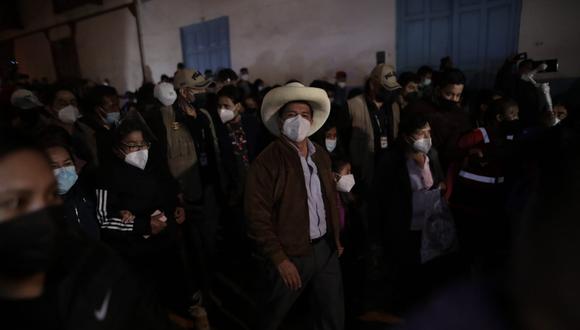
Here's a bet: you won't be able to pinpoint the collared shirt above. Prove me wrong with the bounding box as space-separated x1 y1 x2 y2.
293 139 327 239
407 155 439 231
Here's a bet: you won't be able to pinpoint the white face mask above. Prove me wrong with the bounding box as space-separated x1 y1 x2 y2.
325 138 337 152
282 116 311 143
154 82 177 106
337 82 347 89
124 149 149 170
412 137 432 154
422 78 432 87
337 174 355 192
219 108 236 123
57 105 81 124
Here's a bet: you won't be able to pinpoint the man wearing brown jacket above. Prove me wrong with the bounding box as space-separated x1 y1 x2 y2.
245 82 344 330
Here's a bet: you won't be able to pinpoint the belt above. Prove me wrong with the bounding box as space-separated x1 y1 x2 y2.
310 234 327 245
459 171 505 184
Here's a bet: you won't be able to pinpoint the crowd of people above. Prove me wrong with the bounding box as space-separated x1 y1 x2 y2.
0 55 579 330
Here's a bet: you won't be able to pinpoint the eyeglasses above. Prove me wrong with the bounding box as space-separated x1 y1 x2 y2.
121 142 151 151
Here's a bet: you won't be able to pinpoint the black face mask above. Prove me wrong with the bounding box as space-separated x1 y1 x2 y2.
0 206 62 277
405 92 420 103
438 98 461 112
192 93 207 110
500 120 522 134
376 87 397 103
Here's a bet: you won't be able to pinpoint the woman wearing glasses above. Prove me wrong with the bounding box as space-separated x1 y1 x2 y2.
94 111 190 323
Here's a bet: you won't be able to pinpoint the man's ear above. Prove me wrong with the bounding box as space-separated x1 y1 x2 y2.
496 114 503 122
234 102 243 114
178 87 188 98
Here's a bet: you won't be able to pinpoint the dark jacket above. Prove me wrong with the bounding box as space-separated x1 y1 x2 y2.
62 177 100 240
372 142 444 262
215 113 261 206
405 100 472 172
95 145 180 261
72 115 115 170
245 138 341 265
0 228 172 330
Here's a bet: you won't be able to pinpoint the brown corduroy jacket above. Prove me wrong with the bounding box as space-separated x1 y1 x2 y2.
245 138 341 266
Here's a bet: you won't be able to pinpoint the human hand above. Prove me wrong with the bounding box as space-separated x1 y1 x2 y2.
119 210 135 224
150 210 168 235
277 259 302 291
338 244 345 257
174 207 186 224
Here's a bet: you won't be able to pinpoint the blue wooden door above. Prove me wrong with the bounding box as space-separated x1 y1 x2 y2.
397 0 521 88
180 16 231 73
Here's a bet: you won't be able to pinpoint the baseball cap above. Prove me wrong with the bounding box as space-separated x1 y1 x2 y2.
10 89 44 110
173 68 214 89
370 64 401 91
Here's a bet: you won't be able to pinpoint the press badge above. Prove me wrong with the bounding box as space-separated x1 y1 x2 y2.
380 136 388 149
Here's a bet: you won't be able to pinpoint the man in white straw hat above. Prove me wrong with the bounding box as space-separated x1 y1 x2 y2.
245 82 344 329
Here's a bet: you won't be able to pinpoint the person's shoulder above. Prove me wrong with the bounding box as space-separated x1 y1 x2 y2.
312 141 331 162
347 94 365 109
253 139 283 161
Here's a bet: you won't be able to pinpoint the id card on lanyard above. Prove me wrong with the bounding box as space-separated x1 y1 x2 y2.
374 113 388 149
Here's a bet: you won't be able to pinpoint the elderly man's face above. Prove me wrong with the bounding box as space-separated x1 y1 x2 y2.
279 102 313 125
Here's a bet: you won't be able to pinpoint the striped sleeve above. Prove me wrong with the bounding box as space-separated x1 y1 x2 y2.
96 188 134 232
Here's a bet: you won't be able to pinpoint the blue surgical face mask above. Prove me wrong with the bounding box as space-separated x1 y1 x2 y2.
105 112 120 125
53 166 78 195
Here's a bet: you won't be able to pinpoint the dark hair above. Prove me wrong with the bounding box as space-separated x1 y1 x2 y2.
437 68 466 88
332 157 351 174
518 59 534 71
136 82 156 106
335 71 347 79
37 126 76 164
0 129 46 162
216 68 239 83
217 85 243 104
277 101 313 118
177 62 185 70
240 67 249 74
440 56 452 70
46 85 77 107
399 112 430 137
417 65 434 77
498 98 518 114
83 85 118 114
113 112 155 149
398 72 420 88
310 80 336 94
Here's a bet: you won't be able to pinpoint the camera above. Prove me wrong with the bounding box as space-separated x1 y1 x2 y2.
532 59 559 73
